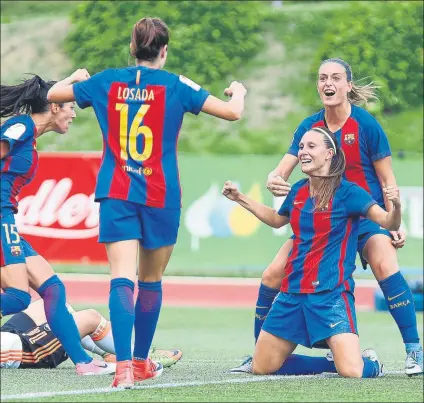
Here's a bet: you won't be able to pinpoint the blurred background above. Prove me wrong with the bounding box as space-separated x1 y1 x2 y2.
1 0 422 280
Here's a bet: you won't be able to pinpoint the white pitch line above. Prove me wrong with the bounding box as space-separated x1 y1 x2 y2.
1 371 405 401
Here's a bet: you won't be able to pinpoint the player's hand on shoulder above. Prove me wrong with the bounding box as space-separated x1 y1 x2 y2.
266 175 291 197
222 180 241 201
224 81 247 97
70 69 91 83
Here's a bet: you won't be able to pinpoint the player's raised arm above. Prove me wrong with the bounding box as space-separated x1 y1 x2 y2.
201 81 247 121
222 180 289 228
47 69 91 103
366 185 402 231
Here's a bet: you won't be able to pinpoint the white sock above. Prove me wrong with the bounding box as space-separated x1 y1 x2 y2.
90 317 115 354
81 336 106 356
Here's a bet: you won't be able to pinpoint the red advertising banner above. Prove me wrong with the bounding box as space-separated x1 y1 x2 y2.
15 152 108 264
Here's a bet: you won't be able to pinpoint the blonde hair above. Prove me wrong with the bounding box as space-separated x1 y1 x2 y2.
348 78 380 105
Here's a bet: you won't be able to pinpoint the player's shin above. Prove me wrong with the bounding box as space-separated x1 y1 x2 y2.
379 272 421 348
109 278 135 362
273 354 336 375
255 283 279 342
38 275 92 364
133 280 162 360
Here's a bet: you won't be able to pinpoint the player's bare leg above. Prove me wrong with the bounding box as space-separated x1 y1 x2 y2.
252 330 297 374
327 333 384 378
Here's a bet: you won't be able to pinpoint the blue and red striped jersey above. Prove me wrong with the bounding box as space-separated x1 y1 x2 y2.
73 66 210 209
1 115 38 216
287 104 391 208
278 178 376 293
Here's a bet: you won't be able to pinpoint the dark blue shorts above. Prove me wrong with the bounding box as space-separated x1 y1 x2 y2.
262 282 358 349
357 218 391 269
98 198 181 249
1 213 38 267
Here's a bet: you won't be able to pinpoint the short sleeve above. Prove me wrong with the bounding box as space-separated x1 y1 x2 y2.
344 183 377 217
278 188 296 217
364 118 391 162
0 120 32 155
287 121 309 156
73 71 104 109
176 75 210 115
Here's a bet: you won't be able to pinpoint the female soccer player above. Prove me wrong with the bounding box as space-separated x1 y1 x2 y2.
223 126 401 378
47 17 247 388
246 58 422 376
0 75 114 375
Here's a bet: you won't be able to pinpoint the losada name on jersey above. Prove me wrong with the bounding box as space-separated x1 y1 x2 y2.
117 87 155 102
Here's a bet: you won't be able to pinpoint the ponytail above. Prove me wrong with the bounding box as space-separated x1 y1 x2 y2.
130 17 170 62
0 75 56 118
309 126 346 211
348 78 380 105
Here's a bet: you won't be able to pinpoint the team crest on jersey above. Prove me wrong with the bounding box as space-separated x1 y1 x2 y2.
344 133 355 145
10 245 22 256
143 167 152 176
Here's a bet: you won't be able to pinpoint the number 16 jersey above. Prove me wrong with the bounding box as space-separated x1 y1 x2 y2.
73 66 210 209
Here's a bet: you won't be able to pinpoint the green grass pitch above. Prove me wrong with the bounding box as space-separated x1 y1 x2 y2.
1 307 423 402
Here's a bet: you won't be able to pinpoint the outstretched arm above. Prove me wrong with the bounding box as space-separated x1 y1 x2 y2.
373 156 406 248
47 69 91 103
201 81 247 121
366 185 401 231
222 180 289 228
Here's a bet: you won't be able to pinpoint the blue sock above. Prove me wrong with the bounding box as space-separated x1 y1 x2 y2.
133 280 162 361
274 354 337 375
38 275 91 364
255 283 279 342
379 272 421 346
0 288 31 316
109 278 135 362
362 357 379 378
405 343 422 354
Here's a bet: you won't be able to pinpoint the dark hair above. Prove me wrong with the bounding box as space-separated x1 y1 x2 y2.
1 75 57 118
130 17 170 62
309 126 346 211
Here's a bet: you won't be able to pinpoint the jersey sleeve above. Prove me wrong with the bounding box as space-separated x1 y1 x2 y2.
344 183 377 217
287 120 309 156
0 121 32 155
364 117 392 161
176 75 210 115
277 184 298 217
73 71 105 109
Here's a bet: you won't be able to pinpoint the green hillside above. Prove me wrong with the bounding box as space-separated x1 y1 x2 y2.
1 0 422 156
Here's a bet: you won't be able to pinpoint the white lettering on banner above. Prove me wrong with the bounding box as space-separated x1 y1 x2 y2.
15 178 99 239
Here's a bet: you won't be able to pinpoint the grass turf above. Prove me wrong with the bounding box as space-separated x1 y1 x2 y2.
1 307 423 402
